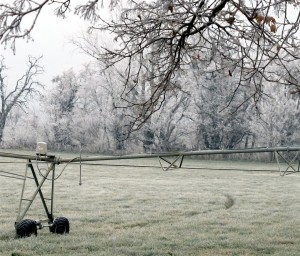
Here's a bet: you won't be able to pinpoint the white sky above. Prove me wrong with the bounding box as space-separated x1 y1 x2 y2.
1 2 92 88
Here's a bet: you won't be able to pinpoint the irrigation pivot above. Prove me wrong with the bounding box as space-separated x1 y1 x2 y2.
59 146 300 174
0 145 299 238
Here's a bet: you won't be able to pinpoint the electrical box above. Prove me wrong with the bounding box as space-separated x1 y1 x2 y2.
36 142 47 155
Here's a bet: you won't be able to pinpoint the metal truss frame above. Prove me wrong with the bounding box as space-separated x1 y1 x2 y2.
158 155 184 171
16 159 56 225
275 150 300 176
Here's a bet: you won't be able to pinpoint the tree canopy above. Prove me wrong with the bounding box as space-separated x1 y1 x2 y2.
1 0 300 135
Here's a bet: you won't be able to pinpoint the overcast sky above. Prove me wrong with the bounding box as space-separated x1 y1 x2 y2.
1 3 92 88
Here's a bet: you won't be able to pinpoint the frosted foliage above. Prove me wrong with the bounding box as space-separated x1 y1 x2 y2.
254 86 300 147
1 57 299 154
34 64 129 152
182 65 254 150
89 0 300 132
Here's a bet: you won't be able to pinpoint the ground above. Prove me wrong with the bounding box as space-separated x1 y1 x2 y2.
0 151 300 255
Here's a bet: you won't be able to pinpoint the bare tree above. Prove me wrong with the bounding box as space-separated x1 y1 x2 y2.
1 0 300 136
0 56 43 143
0 0 105 52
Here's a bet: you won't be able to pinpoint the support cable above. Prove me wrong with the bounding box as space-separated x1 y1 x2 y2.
0 170 34 180
35 154 79 181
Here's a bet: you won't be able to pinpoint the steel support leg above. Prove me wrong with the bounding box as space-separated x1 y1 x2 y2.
16 161 55 223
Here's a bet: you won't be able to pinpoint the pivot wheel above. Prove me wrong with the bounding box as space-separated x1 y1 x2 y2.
15 219 38 238
50 217 69 234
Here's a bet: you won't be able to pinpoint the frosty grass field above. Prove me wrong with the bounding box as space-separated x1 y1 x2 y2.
1 151 300 256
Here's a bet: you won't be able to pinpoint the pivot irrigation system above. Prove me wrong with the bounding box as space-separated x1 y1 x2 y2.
0 143 299 238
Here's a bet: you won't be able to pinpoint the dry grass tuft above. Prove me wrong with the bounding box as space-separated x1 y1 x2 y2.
224 194 235 209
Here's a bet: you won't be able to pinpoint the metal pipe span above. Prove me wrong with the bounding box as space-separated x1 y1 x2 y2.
0 152 37 161
60 146 300 163
0 147 299 164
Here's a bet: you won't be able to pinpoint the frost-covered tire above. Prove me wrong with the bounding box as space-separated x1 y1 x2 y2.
15 219 38 238
50 217 69 234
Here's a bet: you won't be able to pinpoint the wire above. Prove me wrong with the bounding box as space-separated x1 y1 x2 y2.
65 162 279 172
35 153 81 181
0 161 25 164
53 157 80 181
0 170 34 180
0 174 24 180
35 154 51 180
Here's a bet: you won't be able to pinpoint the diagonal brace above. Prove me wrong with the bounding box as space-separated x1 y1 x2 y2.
28 160 54 223
158 155 184 171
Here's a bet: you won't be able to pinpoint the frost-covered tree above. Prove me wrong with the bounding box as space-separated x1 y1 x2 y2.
2 56 298 154
150 91 191 152
1 0 300 136
43 69 79 149
2 106 44 148
0 56 43 144
253 82 300 149
92 0 300 132
185 61 255 150
73 64 129 152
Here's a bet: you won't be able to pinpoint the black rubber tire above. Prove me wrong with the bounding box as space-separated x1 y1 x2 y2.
50 217 69 234
15 219 38 238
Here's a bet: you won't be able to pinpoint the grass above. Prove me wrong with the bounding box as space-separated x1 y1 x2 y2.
1 151 300 255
